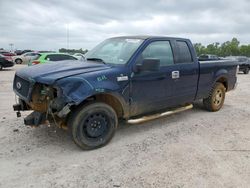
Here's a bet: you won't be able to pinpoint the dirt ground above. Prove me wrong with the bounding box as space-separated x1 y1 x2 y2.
0 65 249 188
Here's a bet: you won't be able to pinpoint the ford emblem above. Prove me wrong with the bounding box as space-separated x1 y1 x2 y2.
16 82 22 89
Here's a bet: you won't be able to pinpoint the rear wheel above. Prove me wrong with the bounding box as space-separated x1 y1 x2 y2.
0 64 2 70
243 68 249 74
203 82 226 112
15 59 22 64
69 102 118 150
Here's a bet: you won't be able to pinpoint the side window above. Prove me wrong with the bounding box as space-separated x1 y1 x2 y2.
139 41 174 66
176 41 193 63
46 55 61 61
61 55 77 60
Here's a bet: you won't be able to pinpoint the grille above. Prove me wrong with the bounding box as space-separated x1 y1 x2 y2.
13 75 30 98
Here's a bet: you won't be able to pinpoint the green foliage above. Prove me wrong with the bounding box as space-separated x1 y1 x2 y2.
194 38 250 57
59 48 88 54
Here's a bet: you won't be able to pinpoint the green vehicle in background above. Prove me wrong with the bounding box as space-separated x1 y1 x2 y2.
28 53 78 66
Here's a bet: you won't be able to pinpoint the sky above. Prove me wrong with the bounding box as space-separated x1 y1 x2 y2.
0 0 250 51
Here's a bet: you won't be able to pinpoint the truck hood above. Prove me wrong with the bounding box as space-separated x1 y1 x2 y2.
16 60 110 85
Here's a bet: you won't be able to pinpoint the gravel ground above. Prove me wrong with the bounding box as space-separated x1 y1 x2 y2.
0 65 249 188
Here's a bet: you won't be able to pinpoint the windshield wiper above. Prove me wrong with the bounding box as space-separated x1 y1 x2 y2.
86 57 106 64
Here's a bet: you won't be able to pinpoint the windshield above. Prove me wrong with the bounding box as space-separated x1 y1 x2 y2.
85 38 143 65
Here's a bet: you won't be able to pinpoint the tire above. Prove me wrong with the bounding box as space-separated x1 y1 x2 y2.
243 68 249 74
0 64 2 70
69 102 118 150
15 59 22 64
203 82 226 112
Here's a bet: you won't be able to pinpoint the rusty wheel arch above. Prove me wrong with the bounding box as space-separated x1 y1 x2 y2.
216 77 228 91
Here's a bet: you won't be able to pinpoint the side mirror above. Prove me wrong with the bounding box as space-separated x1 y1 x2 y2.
134 58 160 73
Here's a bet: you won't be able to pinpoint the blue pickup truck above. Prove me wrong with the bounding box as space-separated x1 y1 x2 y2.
13 36 238 150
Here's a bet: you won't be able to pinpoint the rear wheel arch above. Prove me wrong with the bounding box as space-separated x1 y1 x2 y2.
15 58 22 64
215 77 228 91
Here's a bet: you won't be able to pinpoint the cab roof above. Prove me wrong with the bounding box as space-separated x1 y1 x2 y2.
110 35 189 41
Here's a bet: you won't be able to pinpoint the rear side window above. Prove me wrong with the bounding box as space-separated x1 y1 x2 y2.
46 54 77 61
33 54 41 60
176 41 193 63
46 54 61 61
139 41 174 66
60 54 77 60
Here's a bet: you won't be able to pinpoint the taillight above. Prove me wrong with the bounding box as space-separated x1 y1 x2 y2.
5 56 12 61
32 61 40 65
236 65 239 75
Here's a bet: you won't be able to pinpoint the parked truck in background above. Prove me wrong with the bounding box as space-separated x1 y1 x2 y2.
225 56 250 74
13 36 238 150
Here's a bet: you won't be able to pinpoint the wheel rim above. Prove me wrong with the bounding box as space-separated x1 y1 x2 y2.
82 112 109 139
213 89 223 106
16 59 21 64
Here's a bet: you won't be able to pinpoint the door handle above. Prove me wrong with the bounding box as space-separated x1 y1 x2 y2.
172 71 180 79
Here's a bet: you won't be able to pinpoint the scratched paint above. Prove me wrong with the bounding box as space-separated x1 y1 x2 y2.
97 75 107 82
95 88 105 92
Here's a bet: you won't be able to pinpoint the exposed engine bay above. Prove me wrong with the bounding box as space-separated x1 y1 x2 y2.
13 83 70 129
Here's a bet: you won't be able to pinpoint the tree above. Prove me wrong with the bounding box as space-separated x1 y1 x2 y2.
59 48 88 54
240 45 250 57
230 38 240 56
193 37 250 57
193 43 206 56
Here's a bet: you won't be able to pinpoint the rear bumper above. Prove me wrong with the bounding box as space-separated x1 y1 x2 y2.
2 61 14 68
239 64 250 70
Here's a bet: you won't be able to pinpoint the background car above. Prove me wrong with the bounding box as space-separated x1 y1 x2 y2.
14 49 33 55
0 54 14 70
13 52 39 64
225 56 250 74
0 51 16 56
29 53 78 66
198 54 221 61
73 53 85 60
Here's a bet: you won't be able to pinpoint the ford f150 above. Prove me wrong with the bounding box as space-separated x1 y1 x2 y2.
13 36 238 150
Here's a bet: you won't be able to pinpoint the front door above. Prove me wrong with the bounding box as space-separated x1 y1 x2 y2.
130 40 175 116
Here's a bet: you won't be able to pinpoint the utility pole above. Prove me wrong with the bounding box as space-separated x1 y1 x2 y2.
9 43 14 52
67 24 69 49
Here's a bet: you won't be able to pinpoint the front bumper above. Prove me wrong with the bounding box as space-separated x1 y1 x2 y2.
24 111 46 126
13 102 46 126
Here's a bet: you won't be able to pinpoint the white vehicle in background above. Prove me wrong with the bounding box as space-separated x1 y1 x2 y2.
73 53 85 60
13 52 39 64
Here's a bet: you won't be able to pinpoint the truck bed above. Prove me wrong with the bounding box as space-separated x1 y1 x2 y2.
196 59 238 100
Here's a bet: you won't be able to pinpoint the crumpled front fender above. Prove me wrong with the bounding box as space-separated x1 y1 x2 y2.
55 77 94 105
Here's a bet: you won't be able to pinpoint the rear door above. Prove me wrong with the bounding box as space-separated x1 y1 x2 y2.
169 40 199 105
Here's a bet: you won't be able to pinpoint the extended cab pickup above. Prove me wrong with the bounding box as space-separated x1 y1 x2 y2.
13 36 238 150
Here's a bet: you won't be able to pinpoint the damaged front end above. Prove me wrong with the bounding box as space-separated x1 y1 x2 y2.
13 79 71 129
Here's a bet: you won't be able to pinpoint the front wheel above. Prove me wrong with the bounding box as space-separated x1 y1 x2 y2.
203 83 226 112
69 102 118 150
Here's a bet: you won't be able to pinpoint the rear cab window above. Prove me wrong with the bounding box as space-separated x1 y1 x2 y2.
175 41 193 64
